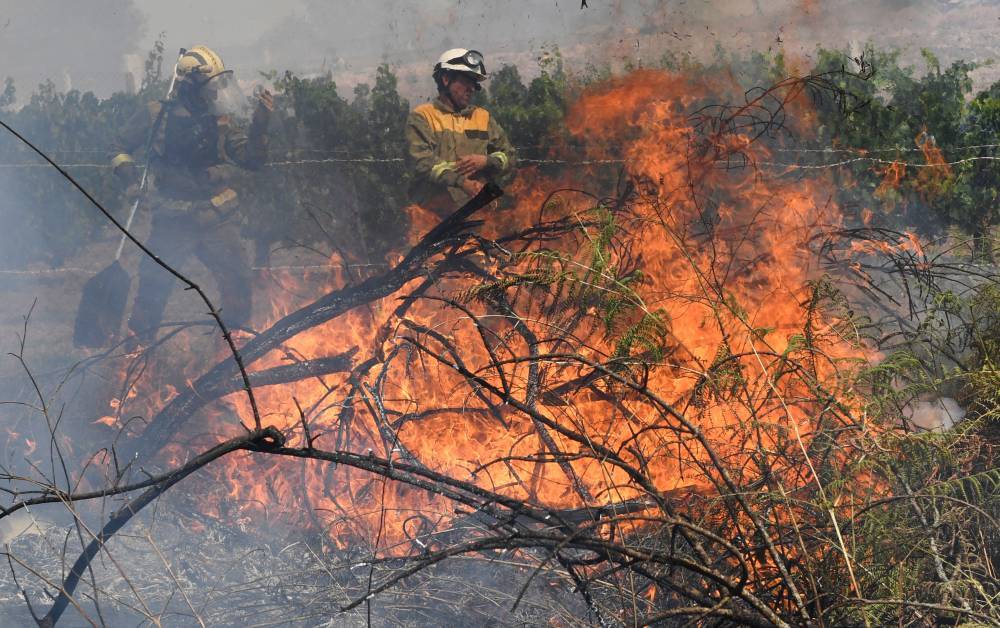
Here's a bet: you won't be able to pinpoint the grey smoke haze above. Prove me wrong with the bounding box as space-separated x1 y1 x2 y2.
0 1 143 94
4 0 1000 98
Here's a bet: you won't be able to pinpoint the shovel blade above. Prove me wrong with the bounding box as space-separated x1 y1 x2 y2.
73 260 130 348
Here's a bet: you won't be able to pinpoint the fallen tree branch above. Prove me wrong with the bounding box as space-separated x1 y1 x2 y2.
127 183 503 467
219 348 358 396
37 426 286 628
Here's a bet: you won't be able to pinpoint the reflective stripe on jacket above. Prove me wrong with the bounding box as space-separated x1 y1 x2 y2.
110 99 268 202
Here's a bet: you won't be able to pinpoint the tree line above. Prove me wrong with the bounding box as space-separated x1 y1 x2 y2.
0 41 996 266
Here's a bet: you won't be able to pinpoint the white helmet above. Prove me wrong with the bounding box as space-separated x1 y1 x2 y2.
434 48 487 81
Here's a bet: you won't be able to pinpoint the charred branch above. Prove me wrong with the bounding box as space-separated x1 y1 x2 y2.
127 184 504 467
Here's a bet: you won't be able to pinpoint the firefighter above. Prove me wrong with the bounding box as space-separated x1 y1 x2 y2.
405 48 515 217
110 45 273 347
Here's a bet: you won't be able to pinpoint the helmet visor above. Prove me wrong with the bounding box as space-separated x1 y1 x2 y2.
448 50 487 77
202 71 248 116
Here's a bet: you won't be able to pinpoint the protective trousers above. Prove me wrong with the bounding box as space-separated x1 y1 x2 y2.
128 201 251 340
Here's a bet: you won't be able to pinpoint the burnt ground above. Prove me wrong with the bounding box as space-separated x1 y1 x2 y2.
0 497 589 627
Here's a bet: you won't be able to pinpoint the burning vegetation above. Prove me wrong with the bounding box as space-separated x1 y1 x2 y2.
0 48 998 628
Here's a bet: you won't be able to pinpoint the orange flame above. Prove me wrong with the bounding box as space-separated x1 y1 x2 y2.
93 416 119 428
914 129 952 200
875 160 905 200
103 68 876 559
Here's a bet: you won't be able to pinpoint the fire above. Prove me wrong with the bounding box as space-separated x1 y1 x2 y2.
93 415 119 428
875 159 905 200
915 129 952 199
875 130 953 204
101 68 876 561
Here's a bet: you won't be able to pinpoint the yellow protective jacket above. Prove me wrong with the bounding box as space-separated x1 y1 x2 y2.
405 97 515 208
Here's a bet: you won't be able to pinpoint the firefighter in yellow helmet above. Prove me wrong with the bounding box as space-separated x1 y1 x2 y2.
405 48 515 217
109 45 273 347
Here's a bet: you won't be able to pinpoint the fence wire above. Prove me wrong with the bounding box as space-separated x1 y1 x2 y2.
2 142 998 169
0 141 991 276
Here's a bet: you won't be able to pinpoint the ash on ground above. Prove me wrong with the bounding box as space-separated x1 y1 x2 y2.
0 496 588 627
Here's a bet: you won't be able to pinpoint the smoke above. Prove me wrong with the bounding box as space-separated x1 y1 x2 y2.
4 1 998 99
904 397 966 431
0 0 145 97
655 0 1000 79
225 0 662 86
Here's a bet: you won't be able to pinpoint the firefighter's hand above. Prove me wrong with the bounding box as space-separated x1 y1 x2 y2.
205 164 236 183
123 182 142 202
460 177 484 198
116 162 140 188
255 88 274 113
455 154 488 177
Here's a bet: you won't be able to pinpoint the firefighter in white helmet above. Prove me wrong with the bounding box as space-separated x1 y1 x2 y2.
109 45 274 348
405 48 515 217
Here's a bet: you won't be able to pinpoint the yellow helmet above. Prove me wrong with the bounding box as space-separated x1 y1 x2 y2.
175 45 226 83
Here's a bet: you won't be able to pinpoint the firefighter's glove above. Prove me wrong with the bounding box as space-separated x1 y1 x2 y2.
116 162 140 188
251 88 274 131
204 164 237 184
123 181 143 202
256 88 274 113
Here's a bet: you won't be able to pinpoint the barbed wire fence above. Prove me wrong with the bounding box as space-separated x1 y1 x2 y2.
0 139 988 277
4 140 1000 168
